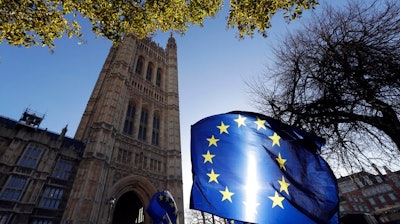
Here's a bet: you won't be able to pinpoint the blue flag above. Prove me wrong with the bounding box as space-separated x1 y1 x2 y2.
190 111 339 224
146 191 178 224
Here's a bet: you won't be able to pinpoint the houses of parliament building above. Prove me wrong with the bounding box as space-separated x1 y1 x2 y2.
0 35 184 224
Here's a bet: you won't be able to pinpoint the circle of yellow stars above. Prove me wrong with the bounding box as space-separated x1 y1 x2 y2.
201 114 291 212
157 193 178 222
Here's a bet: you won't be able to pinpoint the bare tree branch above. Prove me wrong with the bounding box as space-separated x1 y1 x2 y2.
248 0 400 174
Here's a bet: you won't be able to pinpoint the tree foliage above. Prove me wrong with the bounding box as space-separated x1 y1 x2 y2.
248 0 400 173
0 0 318 48
228 0 318 38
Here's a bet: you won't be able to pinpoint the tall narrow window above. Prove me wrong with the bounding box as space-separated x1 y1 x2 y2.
146 63 153 82
368 198 376 205
117 148 132 164
135 207 144 223
135 152 143 167
138 108 148 141
39 187 64 209
52 159 74 180
388 193 397 201
0 176 27 201
152 113 160 146
378 195 386 204
135 57 144 76
19 144 42 168
0 213 9 224
156 69 162 87
123 103 135 135
32 220 53 224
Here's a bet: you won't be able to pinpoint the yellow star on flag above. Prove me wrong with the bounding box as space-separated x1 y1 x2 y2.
276 153 287 171
269 132 281 147
268 191 285 209
217 121 230 134
254 117 267 130
158 195 163 201
278 176 290 195
206 135 219 147
202 150 215 164
234 115 246 127
220 186 234 203
207 169 220 183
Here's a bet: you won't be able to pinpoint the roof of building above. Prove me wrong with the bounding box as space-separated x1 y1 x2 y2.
0 115 85 153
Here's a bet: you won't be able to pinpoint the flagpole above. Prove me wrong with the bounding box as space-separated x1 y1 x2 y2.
201 211 205 224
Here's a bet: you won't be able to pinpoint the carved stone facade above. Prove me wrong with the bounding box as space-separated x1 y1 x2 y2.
0 112 84 224
0 35 184 224
62 34 184 224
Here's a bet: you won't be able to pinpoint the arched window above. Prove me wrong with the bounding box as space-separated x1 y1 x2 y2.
52 159 74 180
146 62 153 82
123 102 135 135
135 56 144 76
152 113 160 146
138 108 148 141
156 68 162 87
19 143 43 168
0 176 27 201
39 187 64 209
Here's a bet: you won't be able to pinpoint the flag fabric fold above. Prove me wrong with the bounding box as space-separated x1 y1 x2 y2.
190 111 339 224
147 190 178 224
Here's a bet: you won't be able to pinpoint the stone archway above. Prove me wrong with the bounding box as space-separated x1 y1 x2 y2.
108 175 157 224
112 191 143 224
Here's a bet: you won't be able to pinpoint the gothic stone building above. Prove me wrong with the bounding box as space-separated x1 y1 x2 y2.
0 35 184 224
0 112 84 224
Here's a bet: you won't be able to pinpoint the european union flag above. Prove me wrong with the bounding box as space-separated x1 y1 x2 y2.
190 111 339 224
146 191 178 224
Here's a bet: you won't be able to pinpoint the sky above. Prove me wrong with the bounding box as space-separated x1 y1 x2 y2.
0 0 361 213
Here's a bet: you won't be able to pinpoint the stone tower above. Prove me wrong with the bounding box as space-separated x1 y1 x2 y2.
62 34 184 224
